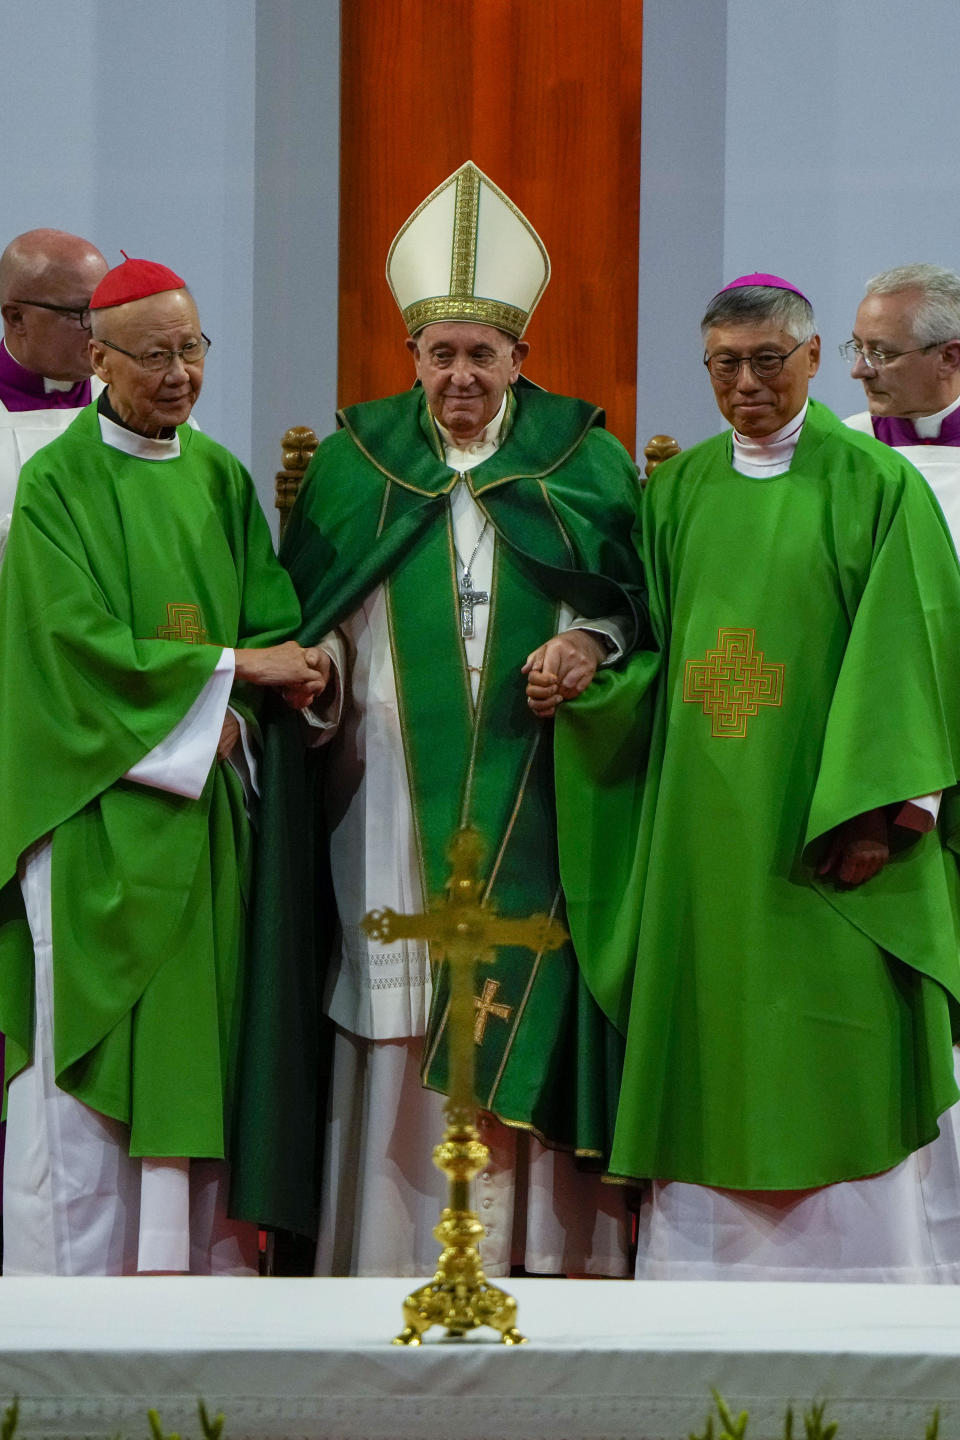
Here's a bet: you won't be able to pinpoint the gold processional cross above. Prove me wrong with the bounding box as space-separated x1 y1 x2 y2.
362 826 568 1345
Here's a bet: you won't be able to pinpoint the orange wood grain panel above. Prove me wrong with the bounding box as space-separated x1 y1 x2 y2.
338 0 642 455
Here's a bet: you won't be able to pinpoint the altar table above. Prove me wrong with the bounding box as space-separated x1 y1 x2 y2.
2 1277 959 1438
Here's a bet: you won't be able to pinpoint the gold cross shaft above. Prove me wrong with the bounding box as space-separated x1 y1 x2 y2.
362 825 567 1345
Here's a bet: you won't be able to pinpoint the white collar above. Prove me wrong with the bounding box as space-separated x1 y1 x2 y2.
913 391 960 440
731 401 808 478
97 411 181 460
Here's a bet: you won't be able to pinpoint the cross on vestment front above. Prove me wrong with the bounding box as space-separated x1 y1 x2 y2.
362 828 567 1119
473 979 513 1044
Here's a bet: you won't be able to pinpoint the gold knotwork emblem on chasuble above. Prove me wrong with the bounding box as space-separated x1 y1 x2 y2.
683 627 784 738
156 602 209 644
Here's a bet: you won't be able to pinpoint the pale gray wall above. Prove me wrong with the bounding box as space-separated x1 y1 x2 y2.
252 0 340 534
637 0 960 451
635 0 727 453
723 0 960 423
0 0 339 529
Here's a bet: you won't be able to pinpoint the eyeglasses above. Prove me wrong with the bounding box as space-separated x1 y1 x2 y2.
12 298 91 330
838 339 942 370
704 337 807 382
96 334 211 372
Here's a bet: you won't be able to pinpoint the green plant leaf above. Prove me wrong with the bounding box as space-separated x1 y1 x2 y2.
198 1399 226 1439
0 1398 17 1440
146 1410 179 1440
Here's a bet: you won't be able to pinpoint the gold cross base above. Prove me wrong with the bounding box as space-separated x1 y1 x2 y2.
392 1130 527 1346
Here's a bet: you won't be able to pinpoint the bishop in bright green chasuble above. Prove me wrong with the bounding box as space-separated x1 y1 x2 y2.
557 396 960 1192
0 404 301 1159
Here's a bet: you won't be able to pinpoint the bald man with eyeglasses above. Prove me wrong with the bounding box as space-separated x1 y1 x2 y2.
0 228 108 560
844 265 960 547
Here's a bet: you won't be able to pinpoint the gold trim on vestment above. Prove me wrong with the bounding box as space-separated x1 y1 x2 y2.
337 408 458 497
483 885 561 1109
483 724 542 903
453 497 479 757
338 392 601 499
536 479 577 567
374 477 391 540
468 405 605 495
419 1074 613 1167
384 575 431 933
458 521 496 828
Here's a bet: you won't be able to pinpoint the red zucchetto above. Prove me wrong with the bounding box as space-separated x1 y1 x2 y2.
89 251 186 310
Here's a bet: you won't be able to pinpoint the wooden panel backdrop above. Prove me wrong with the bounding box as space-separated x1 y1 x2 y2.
337 0 643 456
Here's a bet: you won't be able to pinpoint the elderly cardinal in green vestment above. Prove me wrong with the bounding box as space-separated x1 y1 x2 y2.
0 253 328 1275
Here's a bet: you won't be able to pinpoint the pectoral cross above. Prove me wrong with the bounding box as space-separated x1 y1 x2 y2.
458 570 489 639
363 826 567 1345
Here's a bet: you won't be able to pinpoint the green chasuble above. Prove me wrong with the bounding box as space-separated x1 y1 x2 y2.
556 398 960 1191
0 403 300 1157
230 382 645 1235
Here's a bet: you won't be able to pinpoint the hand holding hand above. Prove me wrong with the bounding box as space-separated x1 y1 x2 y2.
234 641 331 691
521 629 607 720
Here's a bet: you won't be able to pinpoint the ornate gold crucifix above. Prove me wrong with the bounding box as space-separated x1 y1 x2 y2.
362 825 568 1345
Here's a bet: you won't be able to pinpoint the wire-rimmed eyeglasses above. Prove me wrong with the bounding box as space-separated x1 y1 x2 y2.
838 339 942 370
96 335 212 372
704 338 807 383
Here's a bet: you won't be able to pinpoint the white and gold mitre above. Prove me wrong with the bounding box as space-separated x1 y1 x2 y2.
386 161 550 338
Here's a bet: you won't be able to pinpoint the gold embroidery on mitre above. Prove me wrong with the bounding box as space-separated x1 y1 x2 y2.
402 296 529 337
450 163 480 299
156 602 208 644
683 627 784 738
473 978 513 1045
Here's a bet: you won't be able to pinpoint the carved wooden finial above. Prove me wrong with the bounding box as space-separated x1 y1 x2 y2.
275 426 319 535
642 433 681 485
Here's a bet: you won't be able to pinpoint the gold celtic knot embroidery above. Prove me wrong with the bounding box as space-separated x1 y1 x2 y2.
473 978 513 1045
156 602 208 645
683 627 784 738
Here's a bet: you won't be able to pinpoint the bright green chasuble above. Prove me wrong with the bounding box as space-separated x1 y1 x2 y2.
231 383 645 1234
556 399 960 1190
0 403 300 1157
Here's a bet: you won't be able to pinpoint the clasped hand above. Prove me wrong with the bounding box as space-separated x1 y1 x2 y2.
234 640 331 703
522 629 607 720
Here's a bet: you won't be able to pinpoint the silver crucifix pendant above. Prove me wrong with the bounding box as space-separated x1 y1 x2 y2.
459 569 489 639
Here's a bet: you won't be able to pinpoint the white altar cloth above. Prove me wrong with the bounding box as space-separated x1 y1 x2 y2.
1 1277 960 1438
